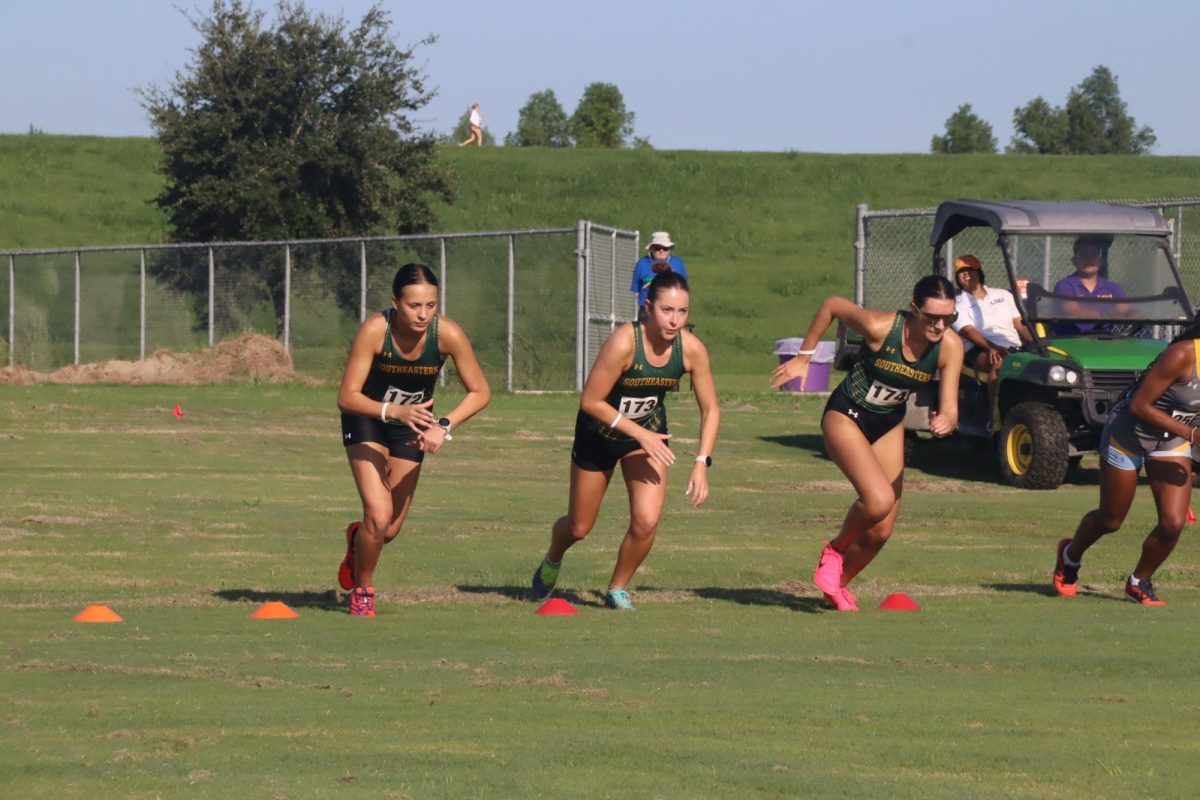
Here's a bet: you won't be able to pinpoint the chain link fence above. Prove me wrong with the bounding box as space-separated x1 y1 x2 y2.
1 221 639 392
855 199 1200 313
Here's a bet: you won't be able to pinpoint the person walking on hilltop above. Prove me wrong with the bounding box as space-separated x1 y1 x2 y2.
336 263 491 617
771 276 962 610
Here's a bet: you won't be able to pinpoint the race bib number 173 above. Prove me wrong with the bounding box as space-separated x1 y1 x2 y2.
618 396 659 420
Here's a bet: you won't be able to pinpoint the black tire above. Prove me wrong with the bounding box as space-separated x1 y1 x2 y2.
998 402 1070 490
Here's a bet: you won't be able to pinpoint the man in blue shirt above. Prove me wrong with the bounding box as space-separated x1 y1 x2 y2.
1051 237 1126 336
631 231 688 314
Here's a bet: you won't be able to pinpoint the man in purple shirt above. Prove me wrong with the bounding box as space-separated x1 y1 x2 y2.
1051 237 1126 336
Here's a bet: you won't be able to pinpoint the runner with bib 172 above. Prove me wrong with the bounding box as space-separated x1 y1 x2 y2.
771 276 963 611
529 270 720 611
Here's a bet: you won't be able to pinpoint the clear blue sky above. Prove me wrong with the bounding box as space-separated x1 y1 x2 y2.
2 0 1197 154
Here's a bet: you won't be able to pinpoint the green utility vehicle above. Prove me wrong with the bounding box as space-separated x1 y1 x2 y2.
847 200 1194 489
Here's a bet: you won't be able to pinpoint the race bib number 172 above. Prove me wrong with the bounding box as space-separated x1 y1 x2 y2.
383 387 427 406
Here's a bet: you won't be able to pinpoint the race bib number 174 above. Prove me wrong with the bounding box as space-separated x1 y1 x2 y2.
865 381 910 407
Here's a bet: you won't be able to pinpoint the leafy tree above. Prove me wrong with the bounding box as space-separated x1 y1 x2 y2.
570 82 635 148
504 90 571 148
1008 65 1155 155
450 107 496 146
930 103 997 154
140 0 453 332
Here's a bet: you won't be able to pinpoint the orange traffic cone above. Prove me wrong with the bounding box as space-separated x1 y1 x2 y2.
535 598 577 616
73 604 124 623
877 593 922 611
1188 506 1195 525
172 403 184 419
250 601 299 620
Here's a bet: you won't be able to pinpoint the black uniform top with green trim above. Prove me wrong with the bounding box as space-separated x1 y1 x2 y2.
360 310 446 422
833 311 941 414
584 323 685 442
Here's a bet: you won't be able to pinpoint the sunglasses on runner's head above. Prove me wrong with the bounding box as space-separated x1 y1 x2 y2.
913 307 958 325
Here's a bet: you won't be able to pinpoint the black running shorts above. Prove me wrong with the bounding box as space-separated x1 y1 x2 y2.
823 390 904 445
570 414 669 472
340 413 425 462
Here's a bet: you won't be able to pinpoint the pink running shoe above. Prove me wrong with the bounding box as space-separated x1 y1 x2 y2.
349 585 375 617
813 542 844 596
820 587 859 612
338 521 360 591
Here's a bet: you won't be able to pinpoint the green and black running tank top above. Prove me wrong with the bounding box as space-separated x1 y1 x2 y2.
586 323 685 442
834 311 941 414
360 310 447 422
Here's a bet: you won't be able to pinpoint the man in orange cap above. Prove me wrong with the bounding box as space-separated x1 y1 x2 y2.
952 254 1031 406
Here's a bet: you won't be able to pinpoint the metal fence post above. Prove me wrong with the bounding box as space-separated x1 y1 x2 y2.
506 234 515 392
74 251 81 365
439 237 447 388
283 244 292 353
139 249 146 360
609 231 617 331
359 240 367 323
207 247 215 346
7 255 13 367
854 204 867 306
576 221 587 391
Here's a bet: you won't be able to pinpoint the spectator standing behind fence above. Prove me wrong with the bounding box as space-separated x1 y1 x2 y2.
631 232 688 320
459 103 484 147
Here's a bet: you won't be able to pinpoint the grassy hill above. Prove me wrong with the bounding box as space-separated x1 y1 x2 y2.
5 133 1200 380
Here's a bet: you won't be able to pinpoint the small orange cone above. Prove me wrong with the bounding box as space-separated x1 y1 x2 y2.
535 597 577 616
172 403 185 419
1188 506 1196 525
250 601 299 620
73 604 123 623
877 593 921 611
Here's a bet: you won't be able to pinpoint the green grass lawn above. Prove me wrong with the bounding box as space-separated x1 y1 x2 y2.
3 385 1198 798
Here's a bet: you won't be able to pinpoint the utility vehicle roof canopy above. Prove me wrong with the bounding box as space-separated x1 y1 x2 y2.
931 200 1170 249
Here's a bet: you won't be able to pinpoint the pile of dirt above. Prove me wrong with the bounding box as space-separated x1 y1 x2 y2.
0 333 322 386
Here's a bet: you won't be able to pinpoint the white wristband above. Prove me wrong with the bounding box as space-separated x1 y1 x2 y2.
695 455 709 463
610 412 624 429
380 402 391 423
794 348 816 356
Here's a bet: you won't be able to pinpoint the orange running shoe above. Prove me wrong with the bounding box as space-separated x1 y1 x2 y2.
1053 537 1079 598
1125 577 1165 606
338 521 360 591
349 585 375 617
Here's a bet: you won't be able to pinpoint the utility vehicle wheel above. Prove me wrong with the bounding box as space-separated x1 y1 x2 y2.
998 402 1069 490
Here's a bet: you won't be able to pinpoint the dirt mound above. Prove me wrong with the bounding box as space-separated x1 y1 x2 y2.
0 333 321 386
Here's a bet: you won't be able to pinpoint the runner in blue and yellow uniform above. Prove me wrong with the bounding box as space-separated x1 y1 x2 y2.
772 276 963 611
336 263 491 617
1054 320 1200 606
531 271 720 611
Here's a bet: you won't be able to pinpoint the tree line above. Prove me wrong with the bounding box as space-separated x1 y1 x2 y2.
449 85 643 150
931 65 1156 155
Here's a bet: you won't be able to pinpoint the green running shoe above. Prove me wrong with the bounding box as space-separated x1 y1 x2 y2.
531 557 560 601
604 588 635 611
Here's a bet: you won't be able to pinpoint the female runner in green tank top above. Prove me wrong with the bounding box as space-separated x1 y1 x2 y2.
771 276 963 611
336 264 491 617
530 271 721 611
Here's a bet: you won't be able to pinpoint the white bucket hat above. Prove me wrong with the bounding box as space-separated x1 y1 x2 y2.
646 231 675 250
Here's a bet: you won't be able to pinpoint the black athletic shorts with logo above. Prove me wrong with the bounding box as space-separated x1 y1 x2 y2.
570 413 670 472
341 413 425 463
823 389 904 445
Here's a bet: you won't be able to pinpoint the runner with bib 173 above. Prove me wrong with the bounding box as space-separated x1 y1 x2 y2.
771 276 963 611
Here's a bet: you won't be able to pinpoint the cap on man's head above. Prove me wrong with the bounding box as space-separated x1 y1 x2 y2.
647 231 675 250
954 254 983 272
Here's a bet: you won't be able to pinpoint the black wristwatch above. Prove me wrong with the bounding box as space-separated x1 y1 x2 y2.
437 417 453 441
695 455 712 468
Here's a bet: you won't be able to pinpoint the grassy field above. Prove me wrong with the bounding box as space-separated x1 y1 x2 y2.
4 134 1200 382
3 384 1199 798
